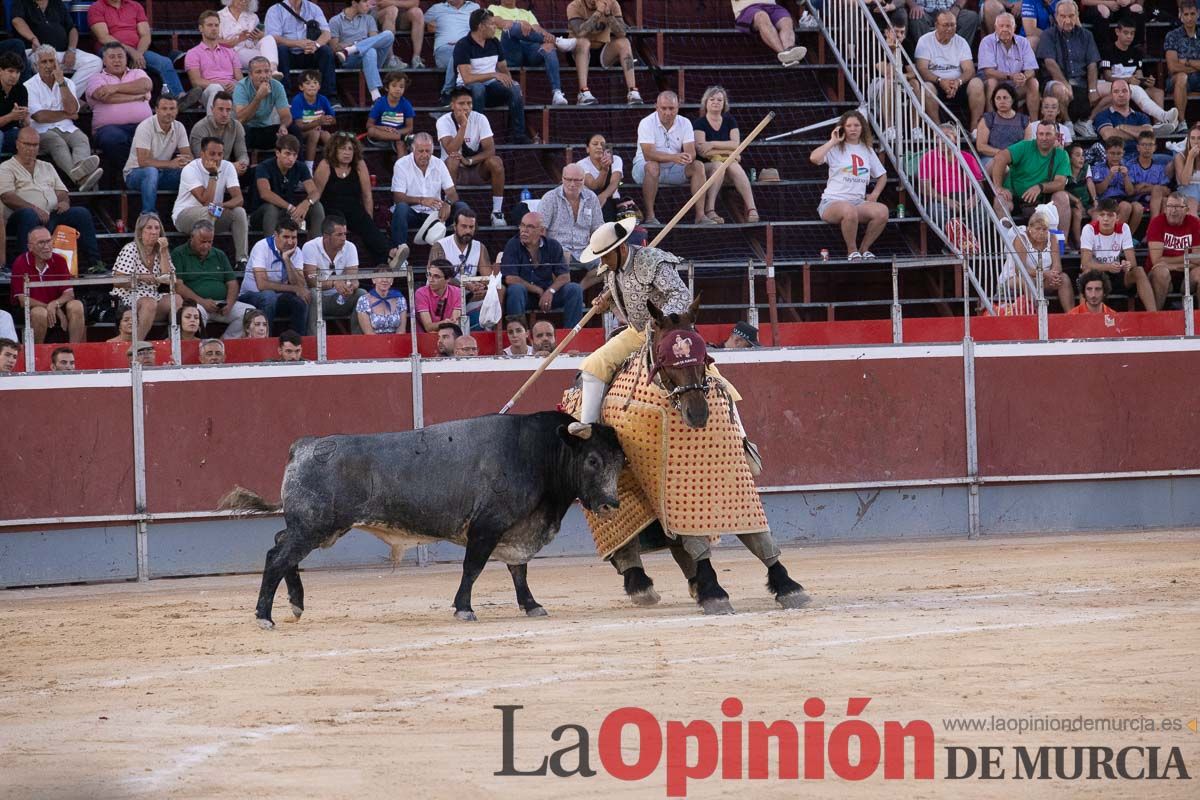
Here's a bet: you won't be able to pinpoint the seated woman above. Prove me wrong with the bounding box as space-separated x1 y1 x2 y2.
356 275 409 335
1172 123 1200 216
1023 95 1072 148
810 110 888 259
313 132 402 268
107 306 134 343
413 259 463 332
219 0 280 75
975 83 1029 165
176 301 203 341
693 85 760 223
110 212 174 341
577 133 624 222
1001 211 1073 312
241 308 271 339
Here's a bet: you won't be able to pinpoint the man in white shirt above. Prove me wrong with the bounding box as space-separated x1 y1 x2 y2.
25 44 101 190
914 10 985 130
436 87 506 225
124 93 191 216
303 214 366 333
391 131 467 245
238 216 309 327
631 91 706 226
172 136 249 264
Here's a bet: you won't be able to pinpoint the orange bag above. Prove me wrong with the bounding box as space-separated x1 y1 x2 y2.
52 225 80 276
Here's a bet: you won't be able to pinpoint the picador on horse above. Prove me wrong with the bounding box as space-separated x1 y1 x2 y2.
564 216 810 614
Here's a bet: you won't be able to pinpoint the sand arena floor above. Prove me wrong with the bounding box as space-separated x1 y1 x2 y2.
1 530 1197 799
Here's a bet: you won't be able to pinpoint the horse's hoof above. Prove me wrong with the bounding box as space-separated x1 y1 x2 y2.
629 587 661 607
290 603 303 619
700 597 736 616
525 605 548 617
776 590 811 610
256 617 275 630
454 610 478 622
688 580 698 600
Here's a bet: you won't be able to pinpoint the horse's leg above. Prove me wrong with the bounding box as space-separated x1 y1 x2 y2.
680 535 734 615
667 537 699 599
507 563 548 617
611 537 660 606
737 532 810 609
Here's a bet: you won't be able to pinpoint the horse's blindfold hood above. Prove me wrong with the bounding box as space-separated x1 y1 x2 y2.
649 330 711 378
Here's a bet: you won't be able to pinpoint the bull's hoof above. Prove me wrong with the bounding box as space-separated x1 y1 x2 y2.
256 617 275 630
290 603 304 619
454 610 478 622
629 587 661 607
525 605 548 617
699 597 736 616
776 590 811 610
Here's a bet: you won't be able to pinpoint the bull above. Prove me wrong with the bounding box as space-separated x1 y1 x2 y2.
219 413 624 628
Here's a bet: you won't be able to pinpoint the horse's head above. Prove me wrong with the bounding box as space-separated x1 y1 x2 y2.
648 295 710 429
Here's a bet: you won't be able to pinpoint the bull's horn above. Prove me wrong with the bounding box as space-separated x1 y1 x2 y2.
567 422 593 439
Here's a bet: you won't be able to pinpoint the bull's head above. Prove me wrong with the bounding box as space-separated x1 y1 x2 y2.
559 422 624 517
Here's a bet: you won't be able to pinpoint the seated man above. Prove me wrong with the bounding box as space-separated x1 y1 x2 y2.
199 338 226 364
452 9 527 142
1068 269 1116 315
239 217 309 326
990 120 1072 237
503 316 530 354
915 10 985 130
530 318 556 355
252 133 325 236
373 0 424 68
1145 192 1200 309
905 0 981 45
86 41 153 170
124 93 191 214
87 0 185 98
1019 0 1055 51
724 320 760 348
171 219 256 338
303 215 366 334
127 340 156 367
185 11 243 112
24 45 102 190
435 319 462 355
539 163 603 276
0 338 18 372
10 0 103 90
1166 2 1200 125
264 0 338 99
1080 197 1154 310
0 128 102 272
491 0 568 105
172 136 250 266
232 56 292 151
436 87 506 225
501 211 584 327
426 0 480 102
427 207 495 322
632 91 707 226
190 91 250 175
1036 0 1102 137
390 131 465 246
330 0 396 103
730 0 807 65
49 346 75 370
453 334 479 355
1094 78 1152 156
0 52 28 155
1099 15 1177 133
1126 130 1171 223
978 12 1040 116
567 0 642 105
10 225 85 342
276 329 304 361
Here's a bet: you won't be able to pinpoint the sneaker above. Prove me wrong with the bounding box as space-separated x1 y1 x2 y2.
1153 121 1177 138
556 36 578 52
336 50 347 64
78 168 103 192
1073 120 1096 138
578 90 597 105
627 88 643 105
1167 138 1188 154
388 244 410 269
797 11 820 30
383 53 407 70
69 155 100 183
490 211 506 226
409 55 425 69
777 46 807 65
1164 107 1180 127
551 89 568 105
177 87 203 111
643 216 661 226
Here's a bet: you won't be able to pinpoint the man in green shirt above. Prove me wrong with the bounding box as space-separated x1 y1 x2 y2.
171 219 256 338
991 120 1072 235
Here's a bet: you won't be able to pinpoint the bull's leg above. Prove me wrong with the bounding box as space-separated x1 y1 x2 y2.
610 537 660 607
737 532 810 610
680 536 735 616
274 530 306 620
453 530 503 622
255 531 317 629
507 563 548 617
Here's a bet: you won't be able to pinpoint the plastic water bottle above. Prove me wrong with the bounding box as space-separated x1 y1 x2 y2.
896 202 906 218
520 188 532 203
750 168 758 182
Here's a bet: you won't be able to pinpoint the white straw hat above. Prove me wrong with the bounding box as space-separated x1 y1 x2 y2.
580 218 637 269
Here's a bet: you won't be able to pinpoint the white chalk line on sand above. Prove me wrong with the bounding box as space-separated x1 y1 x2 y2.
115 599 1199 792
91 585 1116 690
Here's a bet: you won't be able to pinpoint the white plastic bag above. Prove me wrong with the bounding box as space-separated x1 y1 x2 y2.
478 272 503 330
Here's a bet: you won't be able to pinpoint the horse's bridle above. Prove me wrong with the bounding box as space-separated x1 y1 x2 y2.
647 329 712 411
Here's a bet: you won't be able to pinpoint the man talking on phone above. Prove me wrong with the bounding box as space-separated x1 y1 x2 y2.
170 218 256 337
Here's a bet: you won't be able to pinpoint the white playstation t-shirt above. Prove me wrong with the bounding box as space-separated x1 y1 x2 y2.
819 143 886 204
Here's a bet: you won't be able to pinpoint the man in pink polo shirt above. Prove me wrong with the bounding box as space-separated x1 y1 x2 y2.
11 225 86 343
87 41 152 170
88 0 186 97
185 11 242 112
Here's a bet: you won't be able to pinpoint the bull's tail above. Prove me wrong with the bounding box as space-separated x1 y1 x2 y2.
218 486 283 515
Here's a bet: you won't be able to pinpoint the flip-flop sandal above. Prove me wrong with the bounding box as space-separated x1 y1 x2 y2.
705 210 725 224
746 209 760 223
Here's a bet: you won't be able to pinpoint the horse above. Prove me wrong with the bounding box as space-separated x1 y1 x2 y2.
600 297 809 615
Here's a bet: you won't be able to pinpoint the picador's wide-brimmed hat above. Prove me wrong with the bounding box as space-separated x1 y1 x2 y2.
581 218 637 271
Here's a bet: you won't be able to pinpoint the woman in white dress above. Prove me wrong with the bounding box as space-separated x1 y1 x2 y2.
111 212 175 341
1002 211 1072 311
219 0 280 74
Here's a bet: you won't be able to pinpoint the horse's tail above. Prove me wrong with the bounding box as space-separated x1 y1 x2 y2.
218 486 282 515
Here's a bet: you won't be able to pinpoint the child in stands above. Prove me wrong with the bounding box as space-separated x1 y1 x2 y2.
366 71 414 157
289 70 338 173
